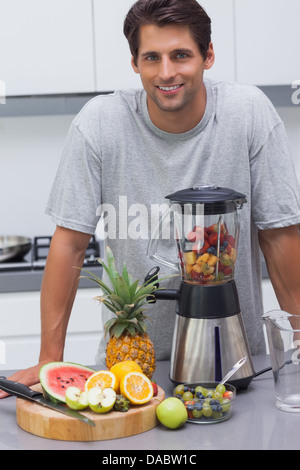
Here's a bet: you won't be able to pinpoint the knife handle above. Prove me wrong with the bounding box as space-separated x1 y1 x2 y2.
0 376 42 399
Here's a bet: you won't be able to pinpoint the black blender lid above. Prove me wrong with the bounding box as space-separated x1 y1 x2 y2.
166 185 247 203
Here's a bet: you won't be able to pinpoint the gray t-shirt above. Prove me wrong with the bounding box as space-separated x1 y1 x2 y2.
46 79 300 363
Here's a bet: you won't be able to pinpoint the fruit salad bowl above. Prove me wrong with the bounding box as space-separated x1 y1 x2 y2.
173 381 236 424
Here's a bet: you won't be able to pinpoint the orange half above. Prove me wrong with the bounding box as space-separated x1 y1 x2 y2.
84 370 119 393
120 371 153 405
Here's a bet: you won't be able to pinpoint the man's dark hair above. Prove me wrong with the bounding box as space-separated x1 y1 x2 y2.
124 0 211 66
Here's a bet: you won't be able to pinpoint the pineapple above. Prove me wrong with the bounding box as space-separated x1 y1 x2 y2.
80 247 171 379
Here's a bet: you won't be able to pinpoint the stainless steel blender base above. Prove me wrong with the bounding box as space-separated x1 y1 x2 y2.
170 312 255 389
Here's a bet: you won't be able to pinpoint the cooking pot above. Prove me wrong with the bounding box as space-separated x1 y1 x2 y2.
0 235 32 262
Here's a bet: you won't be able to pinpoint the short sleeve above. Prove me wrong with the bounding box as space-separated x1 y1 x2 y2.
250 121 300 230
45 119 102 235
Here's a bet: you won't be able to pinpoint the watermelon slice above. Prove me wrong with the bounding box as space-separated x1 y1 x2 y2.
39 362 96 404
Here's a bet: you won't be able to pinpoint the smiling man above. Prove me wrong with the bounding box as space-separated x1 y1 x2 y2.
131 23 214 132
1 0 299 397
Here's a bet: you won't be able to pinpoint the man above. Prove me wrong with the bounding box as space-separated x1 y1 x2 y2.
1 0 299 397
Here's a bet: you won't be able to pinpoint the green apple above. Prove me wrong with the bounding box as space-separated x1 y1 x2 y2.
156 397 188 429
65 386 89 410
88 387 116 413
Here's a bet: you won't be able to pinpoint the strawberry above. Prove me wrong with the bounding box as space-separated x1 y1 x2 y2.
152 381 158 397
208 232 224 246
207 223 227 234
199 240 210 255
225 242 232 255
206 223 218 234
186 231 196 242
223 266 232 275
225 234 235 248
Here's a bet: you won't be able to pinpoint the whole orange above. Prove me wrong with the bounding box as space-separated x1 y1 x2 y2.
110 360 142 384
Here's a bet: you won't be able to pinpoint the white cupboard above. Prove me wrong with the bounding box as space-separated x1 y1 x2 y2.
93 0 142 91
0 289 102 370
0 0 96 96
0 0 296 97
199 0 236 82
235 0 300 86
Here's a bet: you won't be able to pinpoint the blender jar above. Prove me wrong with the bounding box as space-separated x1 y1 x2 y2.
149 185 246 286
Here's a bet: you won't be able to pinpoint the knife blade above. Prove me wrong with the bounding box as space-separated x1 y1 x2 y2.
0 376 95 427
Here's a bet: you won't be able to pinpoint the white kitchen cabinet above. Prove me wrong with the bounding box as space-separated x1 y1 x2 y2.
199 0 236 82
93 0 142 91
235 0 300 86
0 289 103 370
0 0 96 96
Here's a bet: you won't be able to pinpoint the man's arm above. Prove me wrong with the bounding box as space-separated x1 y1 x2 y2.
259 225 300 315
0 226 92 398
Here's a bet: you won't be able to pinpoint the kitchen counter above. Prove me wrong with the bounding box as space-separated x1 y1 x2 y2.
0 355 300 451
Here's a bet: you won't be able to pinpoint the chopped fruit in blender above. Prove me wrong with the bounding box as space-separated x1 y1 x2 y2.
220 252 231 266
187 231 197 242
222 266 232 275
185 263 193 275
199 240 210 254
208 232 224 246
192 264 202 274
193 225 204 235
225 242 232 255
206 223 227 234
181 222 237 285
191 270 202 281
207 254 218 267
187 230 203 242
225 234 235 247
196 252 210 264
183 251 197 265
201 263 215 276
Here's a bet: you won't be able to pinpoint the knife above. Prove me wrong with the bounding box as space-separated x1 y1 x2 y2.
0 376 95 427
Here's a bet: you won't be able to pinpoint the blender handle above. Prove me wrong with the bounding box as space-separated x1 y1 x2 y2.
144 266 160 287
147 207 180 271
144 267 178 303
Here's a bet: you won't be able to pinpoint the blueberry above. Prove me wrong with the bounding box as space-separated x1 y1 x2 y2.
195 402 203 410
183 386 190 392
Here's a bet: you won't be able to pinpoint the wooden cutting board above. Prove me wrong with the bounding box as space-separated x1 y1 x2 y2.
16 384 165 442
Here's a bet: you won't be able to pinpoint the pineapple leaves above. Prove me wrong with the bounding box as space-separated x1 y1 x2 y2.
79 246 176 337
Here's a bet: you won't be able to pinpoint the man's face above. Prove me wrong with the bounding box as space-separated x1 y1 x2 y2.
132 23 214 120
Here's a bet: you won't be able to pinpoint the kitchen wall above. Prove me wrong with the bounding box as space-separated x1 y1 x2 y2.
1 101 299 238
0 114 74 237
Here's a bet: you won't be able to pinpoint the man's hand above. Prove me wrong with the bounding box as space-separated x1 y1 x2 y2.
0 362 45 399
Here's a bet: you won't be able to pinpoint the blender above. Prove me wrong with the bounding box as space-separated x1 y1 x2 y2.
147 185 255 390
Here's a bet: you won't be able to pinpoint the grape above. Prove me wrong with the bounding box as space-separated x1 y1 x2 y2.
182 391 194 401
192 408 203 418
216 383 226 395
212 410 223 419
221 398 231 413
202 403 213 417
213 391 223 400
174 384 185 396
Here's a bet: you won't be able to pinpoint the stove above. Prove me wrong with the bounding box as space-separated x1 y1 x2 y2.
0 236 103 293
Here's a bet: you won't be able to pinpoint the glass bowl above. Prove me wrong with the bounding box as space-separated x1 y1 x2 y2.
173 381 236 424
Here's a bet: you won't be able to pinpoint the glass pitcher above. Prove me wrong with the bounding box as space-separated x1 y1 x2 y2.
262 310 300 412
148 185 246 286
